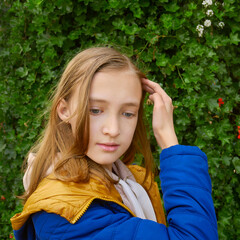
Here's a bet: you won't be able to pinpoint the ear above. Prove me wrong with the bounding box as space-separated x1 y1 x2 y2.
57 99 71 122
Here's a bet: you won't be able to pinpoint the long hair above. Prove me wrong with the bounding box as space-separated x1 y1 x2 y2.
21 47 154 202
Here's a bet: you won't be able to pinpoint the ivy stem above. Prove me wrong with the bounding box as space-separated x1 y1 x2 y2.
138 41 149 56
177 66 185 85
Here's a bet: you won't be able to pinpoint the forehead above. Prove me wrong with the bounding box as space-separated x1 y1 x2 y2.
90 70 142 105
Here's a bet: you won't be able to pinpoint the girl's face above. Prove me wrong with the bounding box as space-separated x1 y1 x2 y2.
86 69 142 171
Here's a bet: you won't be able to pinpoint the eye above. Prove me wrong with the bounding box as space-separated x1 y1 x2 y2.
123 112 135 118
90 108 102 115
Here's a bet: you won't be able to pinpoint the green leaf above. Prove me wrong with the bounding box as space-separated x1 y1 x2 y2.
130 4 143 18
51 36 66 47
26 73 36 83
188 3 197 10
207 98 218 112
230 32 240 45
222 156 231 166
112 18 125 30
232 157 240 174
160 14 173 30
0 143 6 152
164 2 180 13
95 33 109 43
108 0 121 8
124 23 139 35
184 11 193 18
16 67 28 78
155 53 169 67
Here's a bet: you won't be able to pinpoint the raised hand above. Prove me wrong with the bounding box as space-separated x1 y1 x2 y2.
141 78 178 149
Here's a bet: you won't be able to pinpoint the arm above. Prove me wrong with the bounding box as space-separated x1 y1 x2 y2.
160 145 218 239
141 78 178 150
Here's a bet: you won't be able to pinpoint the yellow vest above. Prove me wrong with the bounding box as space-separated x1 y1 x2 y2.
11 165 166 230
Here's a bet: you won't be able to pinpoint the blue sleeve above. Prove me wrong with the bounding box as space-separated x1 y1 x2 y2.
31 145 218 240
160 145 218 239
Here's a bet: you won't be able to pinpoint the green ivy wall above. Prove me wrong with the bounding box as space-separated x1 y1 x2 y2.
0 0 239 239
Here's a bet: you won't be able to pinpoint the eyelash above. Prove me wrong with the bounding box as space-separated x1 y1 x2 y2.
90 108 135 118
90 108 102 115
122 112 135 118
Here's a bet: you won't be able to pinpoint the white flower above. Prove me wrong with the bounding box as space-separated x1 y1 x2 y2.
204 19 211 27
198 31 204 37
196 25 204 37
202 0 213 7
206 9 214 16
196 25 204 31
218 21 225 28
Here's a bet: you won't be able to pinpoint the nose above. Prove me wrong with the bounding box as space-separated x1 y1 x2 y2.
102 114 120 137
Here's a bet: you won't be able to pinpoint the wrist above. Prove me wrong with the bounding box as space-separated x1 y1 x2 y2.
155 131 179 150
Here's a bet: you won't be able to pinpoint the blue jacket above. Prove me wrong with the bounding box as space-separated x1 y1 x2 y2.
12 145 218 239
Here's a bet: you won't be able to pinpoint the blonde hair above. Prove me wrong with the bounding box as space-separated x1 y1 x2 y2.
21 47 154 202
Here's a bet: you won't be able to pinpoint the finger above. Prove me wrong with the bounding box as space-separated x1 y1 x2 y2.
143 79 169 100
142 79 173 112
141 78 154 93
149 93 165 110
149 93 173 122
149 92 173 114
142 84 155 94
148 80 173 110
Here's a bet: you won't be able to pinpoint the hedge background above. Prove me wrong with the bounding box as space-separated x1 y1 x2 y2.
0 0 239 239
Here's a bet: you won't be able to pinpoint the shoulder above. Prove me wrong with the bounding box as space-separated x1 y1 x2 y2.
32 199 143 239
12 174 124 231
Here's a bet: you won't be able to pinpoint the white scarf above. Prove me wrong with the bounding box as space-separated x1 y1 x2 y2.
23 153 53 191
107 160 157 222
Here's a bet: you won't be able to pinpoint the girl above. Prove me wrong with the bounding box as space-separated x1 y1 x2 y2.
11 47 218 239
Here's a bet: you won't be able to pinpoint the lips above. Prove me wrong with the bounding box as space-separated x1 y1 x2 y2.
97 143 119 152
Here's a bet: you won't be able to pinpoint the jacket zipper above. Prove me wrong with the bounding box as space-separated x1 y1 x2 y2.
70 197 136 224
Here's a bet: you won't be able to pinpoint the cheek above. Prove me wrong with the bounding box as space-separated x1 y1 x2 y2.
121 118 138 143
88 117 100 139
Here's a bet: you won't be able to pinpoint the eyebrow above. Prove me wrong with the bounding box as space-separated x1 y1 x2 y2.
89 98 140 107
